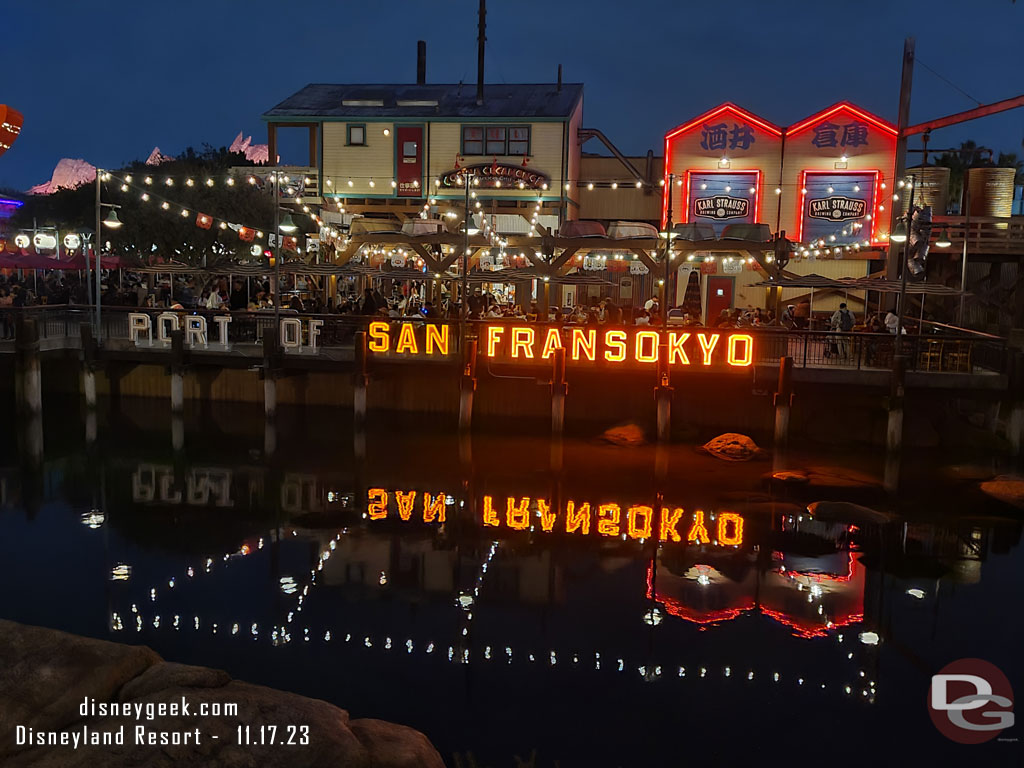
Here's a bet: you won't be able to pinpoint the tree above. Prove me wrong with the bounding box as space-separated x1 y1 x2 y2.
10 146 312 265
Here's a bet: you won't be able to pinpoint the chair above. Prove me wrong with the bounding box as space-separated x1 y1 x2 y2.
918 339 942 371
943 341 972 372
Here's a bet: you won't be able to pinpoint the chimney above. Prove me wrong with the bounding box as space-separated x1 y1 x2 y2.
557 64 562 92
416 40 426 84
476 0 486 105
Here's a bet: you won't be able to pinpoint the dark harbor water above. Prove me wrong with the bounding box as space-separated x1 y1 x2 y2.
2 400 1022 767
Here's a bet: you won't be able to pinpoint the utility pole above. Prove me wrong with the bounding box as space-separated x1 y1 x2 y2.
886 38 915 292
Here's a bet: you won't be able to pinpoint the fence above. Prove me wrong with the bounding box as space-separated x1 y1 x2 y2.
0 307 1010 376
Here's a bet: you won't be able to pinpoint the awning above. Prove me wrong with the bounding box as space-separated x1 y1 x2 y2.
752 275 966 295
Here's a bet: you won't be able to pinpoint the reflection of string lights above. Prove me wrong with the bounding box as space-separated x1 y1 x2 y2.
108 611 872 699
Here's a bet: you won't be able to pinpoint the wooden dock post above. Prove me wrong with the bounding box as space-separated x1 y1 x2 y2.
458 338 477 434
655 337 672 443
353 330 368 428
263 326 280 456
773 356 794 472
169 329 185 416
884 354 907 492
15 316 42 419
551 346 567 438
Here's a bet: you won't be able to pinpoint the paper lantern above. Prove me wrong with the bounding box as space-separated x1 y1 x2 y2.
283 236 298 252
238 227 255 242
700 260 717 275
195 213 212 230
0 105 24 158
606 258 628 273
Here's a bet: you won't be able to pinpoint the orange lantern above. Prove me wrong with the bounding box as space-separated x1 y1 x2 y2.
195 213 212 230
238 227 255 242
0 105 24 158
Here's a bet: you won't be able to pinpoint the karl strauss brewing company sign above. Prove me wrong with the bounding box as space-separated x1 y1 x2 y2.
808 196 866 222
694 195 749 221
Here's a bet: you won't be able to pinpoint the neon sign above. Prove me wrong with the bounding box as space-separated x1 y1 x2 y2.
367 321 753 368
366 488 745 548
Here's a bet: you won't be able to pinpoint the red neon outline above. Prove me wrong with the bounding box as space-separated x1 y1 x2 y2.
663 104 780 229
682 169 762 225
787 102 898 138
665 103 783 141
796 169 881 245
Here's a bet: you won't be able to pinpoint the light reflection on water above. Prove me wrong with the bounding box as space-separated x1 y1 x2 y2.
0 406 1022 766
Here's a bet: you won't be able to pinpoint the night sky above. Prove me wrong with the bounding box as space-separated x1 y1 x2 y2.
2 0 1022 191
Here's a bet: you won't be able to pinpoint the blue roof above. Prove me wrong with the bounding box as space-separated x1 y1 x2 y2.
263 83 583 120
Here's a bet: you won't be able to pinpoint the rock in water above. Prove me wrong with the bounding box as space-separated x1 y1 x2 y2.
599 423 646 446
979 475 1024 509
700 433 760 461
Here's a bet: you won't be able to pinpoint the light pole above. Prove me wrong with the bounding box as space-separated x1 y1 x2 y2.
94 169 123 341
891 176 915 342
660 173 676 326
461 168 478 347
273 170 299 325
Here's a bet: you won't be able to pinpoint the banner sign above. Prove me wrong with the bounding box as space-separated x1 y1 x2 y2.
687 172 758 235
438 163 549 190
800 171 876 246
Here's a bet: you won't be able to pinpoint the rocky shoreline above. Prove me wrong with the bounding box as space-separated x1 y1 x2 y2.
0 620 444 767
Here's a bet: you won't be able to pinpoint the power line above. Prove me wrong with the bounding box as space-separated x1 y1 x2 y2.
916 58 983 108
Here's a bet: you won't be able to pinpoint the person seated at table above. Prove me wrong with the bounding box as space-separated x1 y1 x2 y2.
634 308 651 326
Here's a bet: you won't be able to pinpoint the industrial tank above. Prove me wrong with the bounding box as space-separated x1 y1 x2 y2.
966 167 1016 218
906 165 950 215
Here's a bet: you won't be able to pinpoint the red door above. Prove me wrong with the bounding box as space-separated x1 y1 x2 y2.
396 126 423 197
705 276 734 324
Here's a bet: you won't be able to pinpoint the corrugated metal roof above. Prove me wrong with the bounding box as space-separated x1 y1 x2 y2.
263 83 583 120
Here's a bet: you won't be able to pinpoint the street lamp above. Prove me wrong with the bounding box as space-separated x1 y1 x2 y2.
935 228 952 248
102 210 123 229
894 178 916 341
659 173 677 326
94 168 123 341
279 213 298 233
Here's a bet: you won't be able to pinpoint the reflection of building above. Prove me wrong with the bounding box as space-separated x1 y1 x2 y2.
652 516 865 639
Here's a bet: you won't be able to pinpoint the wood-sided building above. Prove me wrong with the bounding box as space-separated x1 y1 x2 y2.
263 83 584 230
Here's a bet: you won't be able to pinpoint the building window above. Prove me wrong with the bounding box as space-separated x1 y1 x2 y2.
508 126 530 156
485 127 507 155
347 125 366 146
462 126 483 155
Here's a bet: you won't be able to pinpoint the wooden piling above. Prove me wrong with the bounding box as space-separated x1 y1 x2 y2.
458 338 478 434
15 316 41 418
551 346 567 437
773 356 794 471
655 338 672 443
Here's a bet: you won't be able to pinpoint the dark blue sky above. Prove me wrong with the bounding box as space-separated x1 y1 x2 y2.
3 0 1022 190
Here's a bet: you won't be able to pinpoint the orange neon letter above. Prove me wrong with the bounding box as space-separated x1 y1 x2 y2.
727 334 753 367
717 512 744 546
541 328 563 359
506 497 530 529
687 510 710 544
634 331 659 364
627 505 653 539
395 490 417 521
482 495 500 526
423 492 446 523
597 503 621 537
697 333 719 366
395 323 418 354
565 501 591 535
659 507 683 542
667 332 690 365
486 326 504 358
426 324 449 356
538 498 556 532
511 327 535 359
368 488 388 519
368 322 389 353
604 330 627 362
571 328 596 361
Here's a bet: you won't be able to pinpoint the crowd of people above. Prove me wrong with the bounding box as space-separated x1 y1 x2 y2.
0 269 916 340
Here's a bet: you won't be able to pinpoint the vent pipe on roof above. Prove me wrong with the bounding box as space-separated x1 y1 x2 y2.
416 40 426 85
476 0 486 105
557 64 562 92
